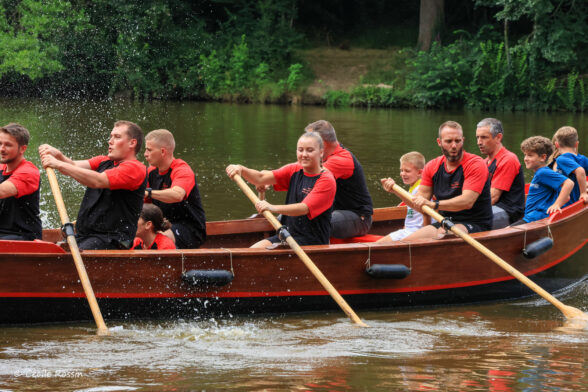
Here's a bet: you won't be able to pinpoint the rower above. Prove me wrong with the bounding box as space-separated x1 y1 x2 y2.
0 123 42 241
143 129 206 248
39 120 147 250
476 118 525 228
406 120 493 240
304 120 373 238
226 132 336 248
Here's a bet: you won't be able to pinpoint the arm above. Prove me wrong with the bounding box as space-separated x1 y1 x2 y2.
547 179 574 214
226 164 276 186
410 184 433 212
38 144 91 169
0 181 17 199
149 186 186 203
381 178 420 209
41 154 110 189
573 167 588 202
490 188 503 205
255 200 309 216
414 189 480 212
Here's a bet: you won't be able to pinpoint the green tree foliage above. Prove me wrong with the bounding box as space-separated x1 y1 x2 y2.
0 0 89 80
402 0 588 110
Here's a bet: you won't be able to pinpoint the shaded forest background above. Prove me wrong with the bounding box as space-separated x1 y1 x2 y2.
0 0 586 110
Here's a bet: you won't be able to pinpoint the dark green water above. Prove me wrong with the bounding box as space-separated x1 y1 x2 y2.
0 100 587 391
2 98 587 225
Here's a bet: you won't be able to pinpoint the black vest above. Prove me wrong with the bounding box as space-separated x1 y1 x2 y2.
0 165 42 240
283 169 333 245
333 146 373 217
488 158 525 222
148 167 206 245
76 160 146 243
432 162 493 230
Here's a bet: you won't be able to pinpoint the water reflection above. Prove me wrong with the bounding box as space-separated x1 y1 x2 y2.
1 292 587 390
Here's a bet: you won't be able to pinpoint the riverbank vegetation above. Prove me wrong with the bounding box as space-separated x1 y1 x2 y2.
0 0 586 111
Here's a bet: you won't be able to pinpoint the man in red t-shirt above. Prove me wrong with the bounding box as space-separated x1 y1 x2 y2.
476 118 525 228
304 120 373 238
407 121 493 240
143 129 206 249
0 123 42 240
39 120 146 250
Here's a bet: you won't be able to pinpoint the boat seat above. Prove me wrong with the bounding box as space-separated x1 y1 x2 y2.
330 234 384 244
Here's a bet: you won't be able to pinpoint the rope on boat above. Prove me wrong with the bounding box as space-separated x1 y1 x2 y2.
361 243 372 269
221 248 235 275
408 242 412 271
361 242 413 271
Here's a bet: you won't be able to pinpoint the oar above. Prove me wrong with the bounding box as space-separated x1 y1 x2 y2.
45 167 109 335
390 182 588 322
232 174 368 327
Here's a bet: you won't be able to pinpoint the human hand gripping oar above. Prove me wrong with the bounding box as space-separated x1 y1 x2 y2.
388 180 588 324
232 174 368 327
45 167 109 335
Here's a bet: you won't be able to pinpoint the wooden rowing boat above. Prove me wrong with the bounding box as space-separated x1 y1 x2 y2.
1 203 586 324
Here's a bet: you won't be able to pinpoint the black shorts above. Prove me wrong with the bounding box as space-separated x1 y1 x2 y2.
171 222 204 249
76 234 130 250
265 233 325 246
431 221 488 234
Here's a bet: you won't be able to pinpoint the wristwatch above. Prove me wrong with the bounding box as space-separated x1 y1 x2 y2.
434 199 440 210
147 187 152 199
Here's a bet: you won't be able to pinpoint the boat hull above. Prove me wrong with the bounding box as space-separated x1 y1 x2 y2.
1 205 586 324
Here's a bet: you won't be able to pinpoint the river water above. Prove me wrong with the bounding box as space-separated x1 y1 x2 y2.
0 99 587 391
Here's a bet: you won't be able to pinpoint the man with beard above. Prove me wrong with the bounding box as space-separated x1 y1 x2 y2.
404 120 492 240
0 123 42 240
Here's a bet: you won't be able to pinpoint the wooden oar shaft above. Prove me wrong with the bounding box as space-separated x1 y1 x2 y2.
233 174 368 327
391 183 587 320
46 168 109 335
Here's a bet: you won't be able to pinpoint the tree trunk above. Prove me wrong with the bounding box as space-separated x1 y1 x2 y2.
417 0 445 51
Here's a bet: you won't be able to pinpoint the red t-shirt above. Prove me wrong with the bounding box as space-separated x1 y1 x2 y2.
485 146 521 192
272 163 336 219
422 152 488 194
88 156 146 190
1 160 40 198
323 143 354 180
147 159 195 200
132 233 176 250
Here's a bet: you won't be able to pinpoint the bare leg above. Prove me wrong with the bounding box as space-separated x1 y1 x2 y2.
403 225 439 240
376 235 394 243
251 239 272 249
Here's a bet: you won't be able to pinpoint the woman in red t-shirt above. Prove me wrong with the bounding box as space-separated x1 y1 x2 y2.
132 204 176 250
226 132 336 248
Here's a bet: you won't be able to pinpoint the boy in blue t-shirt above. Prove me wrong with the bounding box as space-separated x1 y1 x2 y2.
550 126 588 206
511 136 574 225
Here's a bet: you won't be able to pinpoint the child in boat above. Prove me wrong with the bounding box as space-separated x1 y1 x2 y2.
377 152 427 242
549 126 588 206
132 204 176 250
511 136 574 225
226 132 336 248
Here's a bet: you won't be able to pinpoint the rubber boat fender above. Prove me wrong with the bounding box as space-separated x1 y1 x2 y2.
365 264 410 279
522 237 553 259
182 270 234 286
